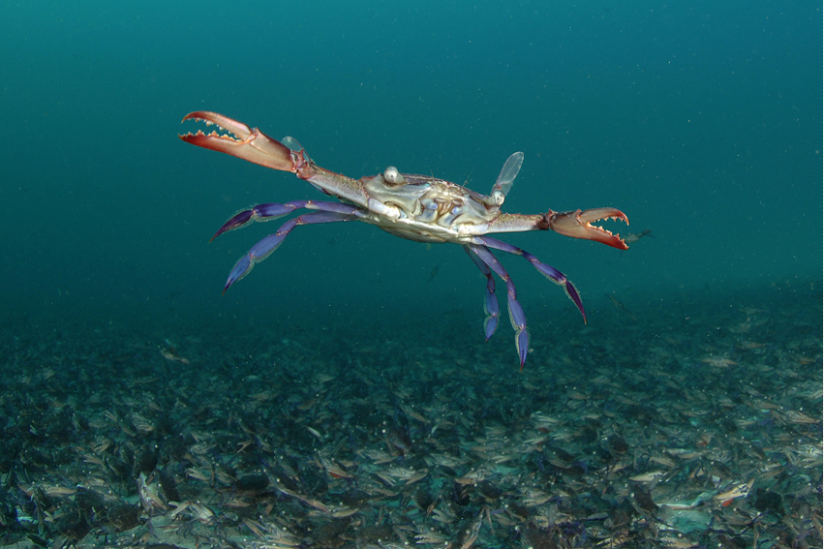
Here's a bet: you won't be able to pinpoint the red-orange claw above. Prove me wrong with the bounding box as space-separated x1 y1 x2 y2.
179 111 297 173
546 207 630 250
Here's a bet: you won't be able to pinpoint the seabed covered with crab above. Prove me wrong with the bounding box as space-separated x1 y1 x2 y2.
0 279 820 549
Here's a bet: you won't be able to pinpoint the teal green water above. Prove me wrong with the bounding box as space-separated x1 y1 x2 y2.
1 1 819 333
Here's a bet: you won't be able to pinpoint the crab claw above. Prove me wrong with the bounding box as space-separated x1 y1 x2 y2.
179 111 299 173
547 207 629 250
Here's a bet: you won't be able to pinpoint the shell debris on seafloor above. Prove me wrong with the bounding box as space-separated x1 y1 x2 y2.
0 280 820 548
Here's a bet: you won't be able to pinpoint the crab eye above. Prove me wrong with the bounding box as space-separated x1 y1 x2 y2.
383 166 403 184
490 190 505 206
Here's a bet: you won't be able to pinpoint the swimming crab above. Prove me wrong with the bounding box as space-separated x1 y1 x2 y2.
180 112 629 369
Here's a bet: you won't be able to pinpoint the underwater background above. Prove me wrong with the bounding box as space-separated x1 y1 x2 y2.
0 1 820 548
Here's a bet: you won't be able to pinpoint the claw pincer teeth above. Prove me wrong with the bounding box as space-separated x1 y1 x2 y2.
585 211 628 234
183 120 241 142
209 130 242 142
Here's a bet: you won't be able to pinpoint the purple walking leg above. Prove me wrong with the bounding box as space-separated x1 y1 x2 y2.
210 200 361 242
466 244 529 370
222 209 359 294
463 246 500 341
473 236 586 323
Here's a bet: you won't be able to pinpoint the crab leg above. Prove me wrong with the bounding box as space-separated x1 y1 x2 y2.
180 112 292 170
466 244 529 370
210 200 361 242
180 112 372 210
484 208 629 250
473 236 586 323
463 246 500 341
222 210 358 294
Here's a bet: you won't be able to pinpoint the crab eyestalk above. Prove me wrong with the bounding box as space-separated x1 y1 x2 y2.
546 207 629 250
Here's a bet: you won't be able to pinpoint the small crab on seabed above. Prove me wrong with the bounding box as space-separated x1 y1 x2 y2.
180 112 630 369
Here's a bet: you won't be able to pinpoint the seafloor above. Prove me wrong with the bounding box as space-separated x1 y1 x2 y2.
0 279 821 549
